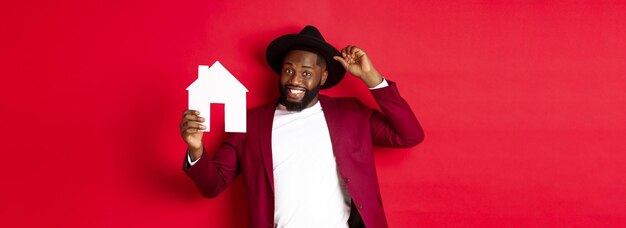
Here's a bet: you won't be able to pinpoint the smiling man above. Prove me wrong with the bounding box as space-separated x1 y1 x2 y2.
278 50 327 111
180 25 424 228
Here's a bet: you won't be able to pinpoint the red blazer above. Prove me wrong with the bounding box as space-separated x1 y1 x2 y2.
184 81 424 228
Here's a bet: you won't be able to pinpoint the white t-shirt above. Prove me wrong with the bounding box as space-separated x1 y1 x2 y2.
271 101 351 228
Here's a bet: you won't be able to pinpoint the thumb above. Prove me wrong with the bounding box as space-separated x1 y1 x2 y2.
361 56 372 72
333 56 349 69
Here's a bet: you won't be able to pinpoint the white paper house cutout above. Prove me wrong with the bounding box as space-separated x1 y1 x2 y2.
187 61 248 132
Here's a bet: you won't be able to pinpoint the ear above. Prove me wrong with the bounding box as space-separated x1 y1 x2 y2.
321 70 328 86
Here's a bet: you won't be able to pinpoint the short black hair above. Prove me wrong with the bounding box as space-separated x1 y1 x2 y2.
314 53 327 69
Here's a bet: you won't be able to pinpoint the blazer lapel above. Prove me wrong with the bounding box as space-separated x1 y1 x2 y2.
319 96 346 162
259 104 275 192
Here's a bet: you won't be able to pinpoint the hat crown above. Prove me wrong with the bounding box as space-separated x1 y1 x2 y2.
299 25 325 42
266 25 346 89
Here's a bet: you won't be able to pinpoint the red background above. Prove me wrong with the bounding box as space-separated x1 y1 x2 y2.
2 1 626 227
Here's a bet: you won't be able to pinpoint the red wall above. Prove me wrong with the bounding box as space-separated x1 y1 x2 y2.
2 1 626 227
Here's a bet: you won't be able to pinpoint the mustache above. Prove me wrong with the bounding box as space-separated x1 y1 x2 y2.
284 84 307 90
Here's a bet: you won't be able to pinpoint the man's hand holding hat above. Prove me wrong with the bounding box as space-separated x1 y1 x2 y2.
333 45 384 88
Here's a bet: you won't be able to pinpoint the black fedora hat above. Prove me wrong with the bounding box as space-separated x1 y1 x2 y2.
266 25 345 89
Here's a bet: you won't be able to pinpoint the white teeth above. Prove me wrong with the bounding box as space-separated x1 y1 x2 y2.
290 89 304 94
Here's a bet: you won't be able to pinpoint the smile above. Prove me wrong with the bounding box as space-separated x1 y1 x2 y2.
286 86 306 100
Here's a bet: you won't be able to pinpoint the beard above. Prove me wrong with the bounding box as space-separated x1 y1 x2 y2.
278 82 321 112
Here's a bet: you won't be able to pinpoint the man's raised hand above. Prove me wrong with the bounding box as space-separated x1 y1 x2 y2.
333 45 383 88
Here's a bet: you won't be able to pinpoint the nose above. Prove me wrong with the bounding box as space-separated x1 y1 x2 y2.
287 72 303 85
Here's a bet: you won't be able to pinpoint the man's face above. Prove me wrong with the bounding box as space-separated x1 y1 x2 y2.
278 50 328 111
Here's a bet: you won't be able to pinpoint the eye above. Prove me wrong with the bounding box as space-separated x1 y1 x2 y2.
284 69 294 75
303 71 311 77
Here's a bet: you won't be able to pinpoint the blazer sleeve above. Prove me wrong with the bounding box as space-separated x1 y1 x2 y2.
182 132 241 198
369 80 424 148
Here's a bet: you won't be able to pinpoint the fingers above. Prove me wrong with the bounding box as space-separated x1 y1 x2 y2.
351 47 365 59
181 122 206 135
181 122 206 134
184 128 200 134
341 46 352 62
183 113 204 123
333 56 349 68
183 120 206 130
339 45 367 64
180 109 206 133
182 109 200 117
182 110 204 122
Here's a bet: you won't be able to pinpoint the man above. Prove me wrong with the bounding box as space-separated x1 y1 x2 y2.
180 25 424 228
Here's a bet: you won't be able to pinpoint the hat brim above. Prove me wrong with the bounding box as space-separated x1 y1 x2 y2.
266 34 345 89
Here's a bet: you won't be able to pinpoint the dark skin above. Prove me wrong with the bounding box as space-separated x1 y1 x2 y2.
280 50 328 108
181 46 383 160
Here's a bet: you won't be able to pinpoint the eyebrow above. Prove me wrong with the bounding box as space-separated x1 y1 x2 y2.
283 61 313 69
